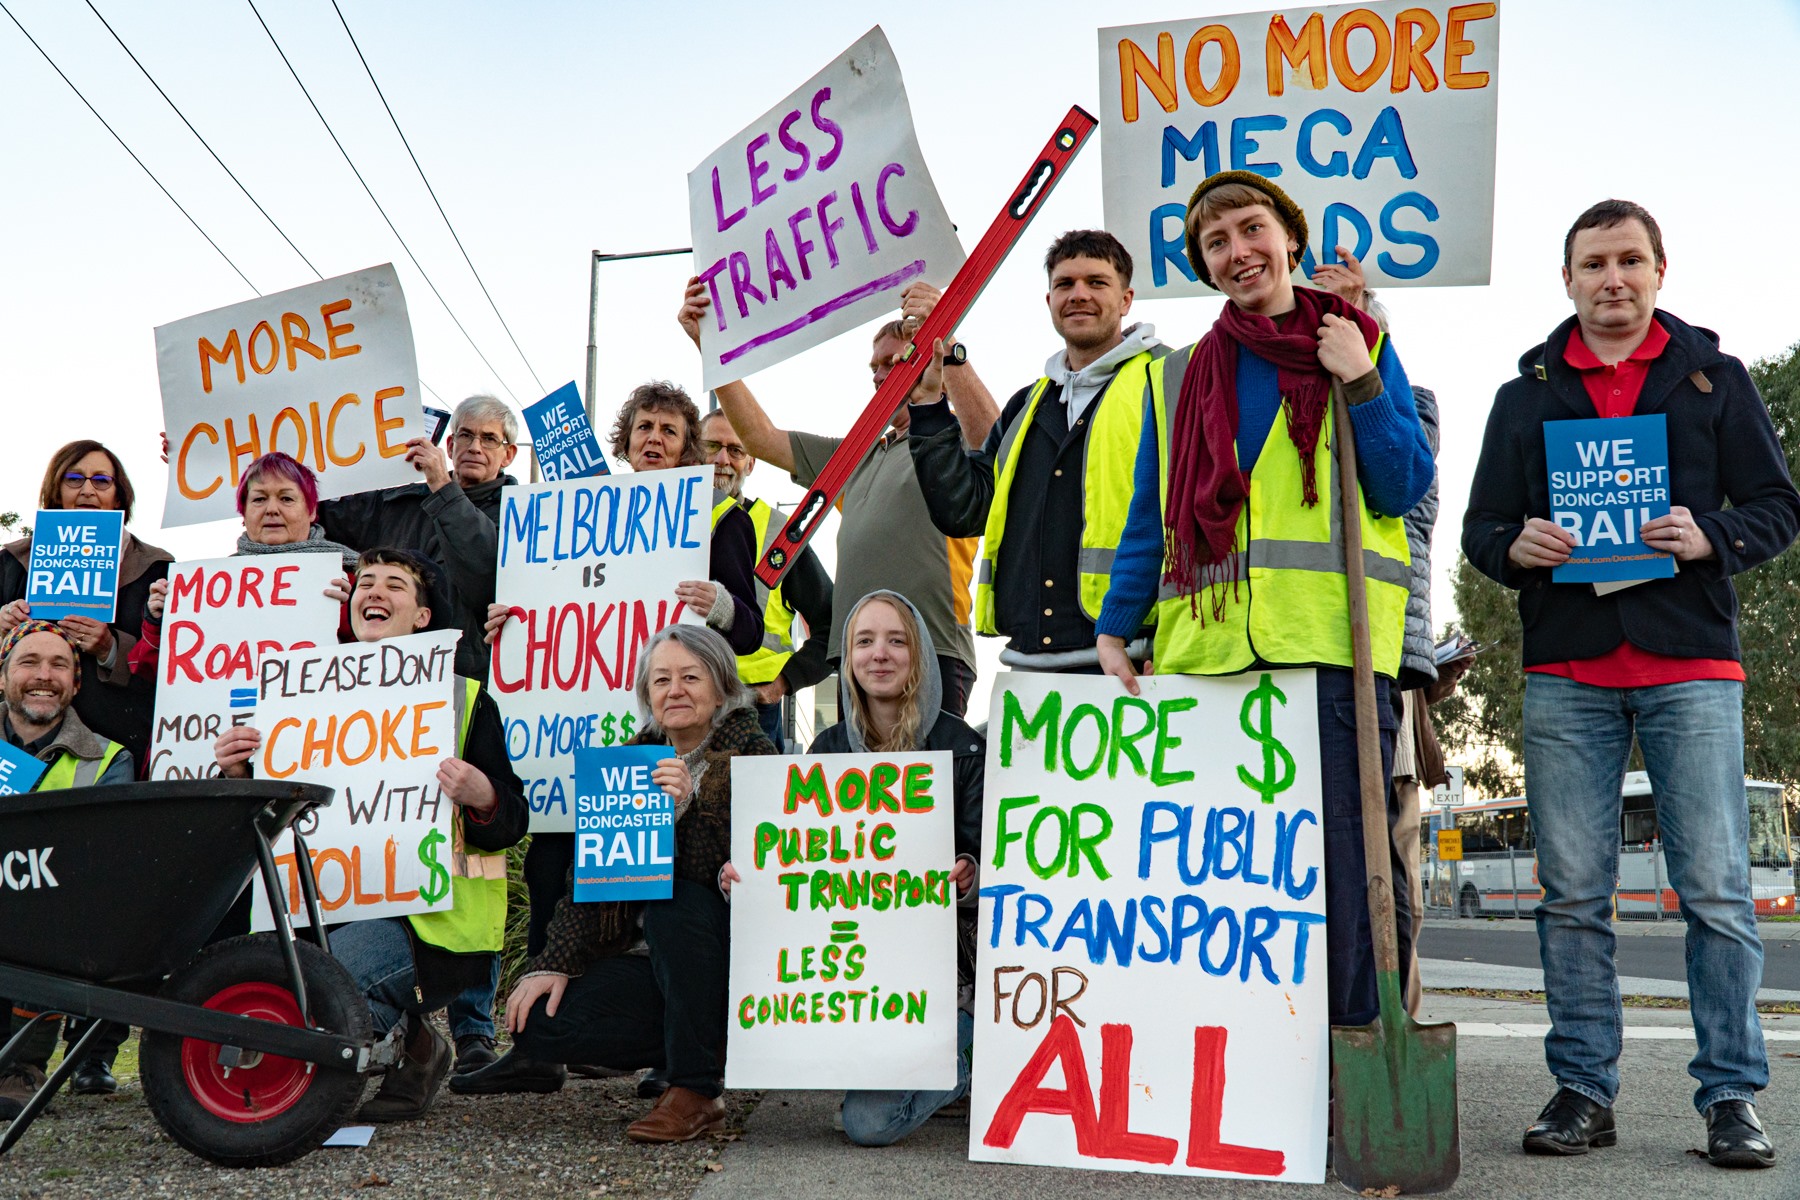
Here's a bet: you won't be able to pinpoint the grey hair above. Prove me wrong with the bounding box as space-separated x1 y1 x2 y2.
1363 292 1391 334
452 394 520 445
633 624 752 737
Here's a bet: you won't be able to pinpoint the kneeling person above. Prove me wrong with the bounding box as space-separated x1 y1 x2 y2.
212 549 527 1123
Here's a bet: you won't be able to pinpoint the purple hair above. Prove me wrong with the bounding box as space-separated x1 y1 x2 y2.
236 452 319 515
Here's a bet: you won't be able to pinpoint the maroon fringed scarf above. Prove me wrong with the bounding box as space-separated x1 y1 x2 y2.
1163 287 1380 618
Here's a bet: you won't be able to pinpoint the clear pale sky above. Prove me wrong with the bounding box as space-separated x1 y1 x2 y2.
5 0 1798 728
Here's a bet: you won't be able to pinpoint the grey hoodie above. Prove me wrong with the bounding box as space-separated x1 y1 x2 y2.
835 590 942 754
1042 322 1163 423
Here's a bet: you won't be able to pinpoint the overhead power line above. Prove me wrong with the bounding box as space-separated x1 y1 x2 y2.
329 0 546 395
244 0 521 403
0 0 258 293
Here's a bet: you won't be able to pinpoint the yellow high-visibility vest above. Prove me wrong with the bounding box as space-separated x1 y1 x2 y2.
407 677 509 954
724 498 798 686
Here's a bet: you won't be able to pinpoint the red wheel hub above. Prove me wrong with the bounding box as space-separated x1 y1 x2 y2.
181 981 313 1123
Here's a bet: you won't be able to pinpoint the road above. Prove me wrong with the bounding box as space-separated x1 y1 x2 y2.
1419 918 1800 993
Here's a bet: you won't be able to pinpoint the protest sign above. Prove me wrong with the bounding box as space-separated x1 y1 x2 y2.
523 382 609 481
25 510 123 622
158 263 430 527
687 26 965 389
0 741 47 796
727 751 957 1090
970 671 1328 1182
1098 1 1500 296
491 468 711 832
1545 414 1674 584
251 629 461 929
145 554 344 780
573 744 676 902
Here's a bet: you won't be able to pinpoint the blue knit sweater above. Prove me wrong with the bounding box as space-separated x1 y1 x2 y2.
1096 339 1433 641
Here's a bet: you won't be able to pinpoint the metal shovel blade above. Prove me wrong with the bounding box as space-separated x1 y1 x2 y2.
1331 973 1461 1195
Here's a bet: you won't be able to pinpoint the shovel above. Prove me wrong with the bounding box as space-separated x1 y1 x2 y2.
1328 383 1461 1193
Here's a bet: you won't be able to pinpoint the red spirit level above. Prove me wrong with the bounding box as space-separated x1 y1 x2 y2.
754 104 1098 588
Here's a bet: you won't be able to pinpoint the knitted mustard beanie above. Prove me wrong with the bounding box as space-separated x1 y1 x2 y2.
1184 170 1308 289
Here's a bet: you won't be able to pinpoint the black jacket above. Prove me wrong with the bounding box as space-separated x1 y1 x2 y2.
459 686 529 852
318 476 515 681
758 526 834 694
808 711 984 862
1463 310 1800 665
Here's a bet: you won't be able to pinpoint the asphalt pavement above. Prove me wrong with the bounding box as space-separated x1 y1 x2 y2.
696 992 1800 1199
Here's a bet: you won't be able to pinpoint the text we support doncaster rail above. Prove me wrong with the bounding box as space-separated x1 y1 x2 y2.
1099 1 1500 297
687 26 965 391
491 469 711 833
970 672 1329 1183
157 264 430 527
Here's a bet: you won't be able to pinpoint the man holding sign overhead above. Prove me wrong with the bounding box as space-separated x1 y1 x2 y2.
1464 200 1800 1167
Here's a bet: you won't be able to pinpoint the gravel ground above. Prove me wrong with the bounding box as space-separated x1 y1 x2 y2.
0 1045 760 1200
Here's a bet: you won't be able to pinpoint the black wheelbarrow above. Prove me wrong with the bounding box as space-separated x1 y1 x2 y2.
0 779 382 1167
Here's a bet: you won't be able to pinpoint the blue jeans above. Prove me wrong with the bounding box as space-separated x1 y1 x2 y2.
840 1009 974 1146
1523 675 1767 1112
447 954 501 1041
755 700 785 749
328 917 417 1038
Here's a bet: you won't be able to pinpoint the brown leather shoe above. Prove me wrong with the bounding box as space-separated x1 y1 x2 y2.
625 1085 725 1144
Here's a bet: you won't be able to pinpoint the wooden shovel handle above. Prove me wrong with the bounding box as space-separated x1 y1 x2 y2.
1332 382 1401 978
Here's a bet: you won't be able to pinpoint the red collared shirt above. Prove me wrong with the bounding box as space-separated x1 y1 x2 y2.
1527 320 1744 688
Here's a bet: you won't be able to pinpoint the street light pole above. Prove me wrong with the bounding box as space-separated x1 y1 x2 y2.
585 247 693 424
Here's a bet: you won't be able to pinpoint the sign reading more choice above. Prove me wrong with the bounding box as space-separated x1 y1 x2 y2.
574 744 676 902
490 468 711 833
687 26 965 389
146 554 344 781
0 742 47 796
251 629 462 929
523 382 609 481
26 510 123 622
158 263 429 528
1545 414 1674 583
727 752 957 1091
1099 1 1500 297
971 672 1328 1182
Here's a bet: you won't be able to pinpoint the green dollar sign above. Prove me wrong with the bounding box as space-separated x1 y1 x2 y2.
1236 673 1296 804
619 713 635 741
597 713 616 746
417 828 451 904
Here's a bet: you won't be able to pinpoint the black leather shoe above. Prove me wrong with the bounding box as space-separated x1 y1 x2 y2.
447 1050 566 1096
1522 1087 1616 1156
70 1059 118 1096
453 1034 498 1075
1705 1100 1775 1168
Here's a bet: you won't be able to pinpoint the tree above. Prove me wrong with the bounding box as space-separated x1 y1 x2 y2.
0 512 29 540
1434 555 1523 797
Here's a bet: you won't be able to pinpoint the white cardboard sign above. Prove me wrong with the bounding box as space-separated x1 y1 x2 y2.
251 629 461 929
727 752 957 1091
1099 2 1500 296
158 263 430 527
688 26 965 389
490 469 711 832
970 671 1328 1182
145 554 344 781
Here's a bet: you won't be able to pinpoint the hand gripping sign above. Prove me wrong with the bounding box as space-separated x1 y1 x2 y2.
970 671 1328 1183
158 263 431 527
1099 1 1500 297
687 26 965 391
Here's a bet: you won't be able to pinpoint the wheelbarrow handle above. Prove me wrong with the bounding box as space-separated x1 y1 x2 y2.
1331 381 1401 979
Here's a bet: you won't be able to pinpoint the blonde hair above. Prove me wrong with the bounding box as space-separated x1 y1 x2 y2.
845 597 925 753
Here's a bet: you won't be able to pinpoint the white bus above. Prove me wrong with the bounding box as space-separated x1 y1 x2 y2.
1426 772 1796 919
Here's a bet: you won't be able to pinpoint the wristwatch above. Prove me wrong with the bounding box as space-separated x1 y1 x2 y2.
943 341 969 367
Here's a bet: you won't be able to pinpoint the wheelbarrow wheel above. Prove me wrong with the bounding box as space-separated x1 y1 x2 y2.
141 934 371 1167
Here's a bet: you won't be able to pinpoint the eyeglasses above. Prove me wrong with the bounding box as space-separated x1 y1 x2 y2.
61 472 116 491
700 440 750 462
450 430 512 450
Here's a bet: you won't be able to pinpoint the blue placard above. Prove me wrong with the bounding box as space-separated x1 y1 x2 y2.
1545 415 1675 584
523 382 610 481
26 509 125 622
573 744 675 902
0 741 47 796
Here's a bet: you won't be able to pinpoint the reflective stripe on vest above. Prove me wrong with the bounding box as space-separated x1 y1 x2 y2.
407 676 510 954
1148 337 1411 678
731 498 798 685
973 348 1165 633
35 740 126 790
